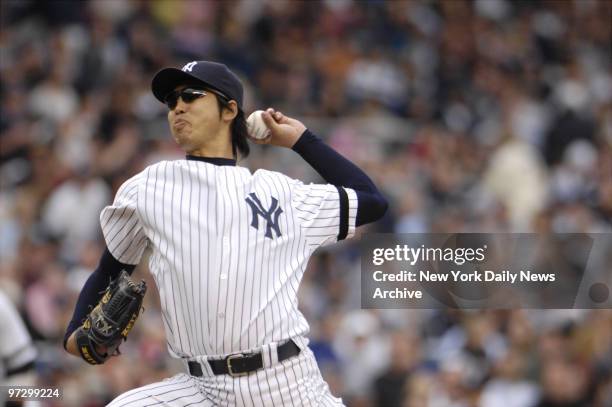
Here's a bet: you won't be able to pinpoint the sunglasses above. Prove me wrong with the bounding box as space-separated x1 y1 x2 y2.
164 88 230 110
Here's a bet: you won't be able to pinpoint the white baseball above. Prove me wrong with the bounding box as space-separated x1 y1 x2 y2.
246 110 271 140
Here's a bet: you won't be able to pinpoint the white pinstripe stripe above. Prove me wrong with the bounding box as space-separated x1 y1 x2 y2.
204 162 212 355
176 165 193 354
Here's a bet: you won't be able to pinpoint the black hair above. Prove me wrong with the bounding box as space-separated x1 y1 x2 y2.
216 97 250 159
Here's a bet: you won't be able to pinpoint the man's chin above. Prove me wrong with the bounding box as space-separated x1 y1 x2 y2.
173 133 193 149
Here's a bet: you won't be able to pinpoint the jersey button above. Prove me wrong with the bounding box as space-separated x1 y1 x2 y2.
220 274 228 280
218 313 225 319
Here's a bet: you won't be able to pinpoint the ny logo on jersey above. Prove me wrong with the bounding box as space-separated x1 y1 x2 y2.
182 61 197 72
245 193 283 239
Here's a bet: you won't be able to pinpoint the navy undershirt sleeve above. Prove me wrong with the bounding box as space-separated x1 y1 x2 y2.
63 248 136 350
292 129 388 226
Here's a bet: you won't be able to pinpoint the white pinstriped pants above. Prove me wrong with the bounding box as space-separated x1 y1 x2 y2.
106 345 344 406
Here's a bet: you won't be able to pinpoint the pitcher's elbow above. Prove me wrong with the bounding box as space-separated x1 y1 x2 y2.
373 193 389 221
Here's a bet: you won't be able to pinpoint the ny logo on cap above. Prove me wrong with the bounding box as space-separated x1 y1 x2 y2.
245 193 283 239
182 61 197 72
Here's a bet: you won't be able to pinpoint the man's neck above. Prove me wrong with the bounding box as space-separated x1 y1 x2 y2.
187 134 234 159
188 148 234 159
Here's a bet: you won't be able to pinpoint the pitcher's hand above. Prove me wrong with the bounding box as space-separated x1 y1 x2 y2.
249 108 307 148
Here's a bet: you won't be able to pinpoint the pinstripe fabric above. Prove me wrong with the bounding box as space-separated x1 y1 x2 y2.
107 374 210 406
100 160 355 405
107 346 344 406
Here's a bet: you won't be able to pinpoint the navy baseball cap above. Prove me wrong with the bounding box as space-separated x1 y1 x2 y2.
151 61 244 110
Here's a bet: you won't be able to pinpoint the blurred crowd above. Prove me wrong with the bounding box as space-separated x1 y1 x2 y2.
1 0 611 406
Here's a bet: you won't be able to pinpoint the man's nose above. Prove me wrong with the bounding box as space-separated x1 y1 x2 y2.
174 97 189 113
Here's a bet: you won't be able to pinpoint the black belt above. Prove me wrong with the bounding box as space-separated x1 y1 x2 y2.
188 339 300 377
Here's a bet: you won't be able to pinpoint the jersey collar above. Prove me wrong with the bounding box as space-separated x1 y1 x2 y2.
186 155 236 166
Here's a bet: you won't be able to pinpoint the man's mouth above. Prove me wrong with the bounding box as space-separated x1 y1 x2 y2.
174 119 189 129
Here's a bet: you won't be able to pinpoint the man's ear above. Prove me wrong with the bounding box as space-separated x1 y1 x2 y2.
222 100 238 122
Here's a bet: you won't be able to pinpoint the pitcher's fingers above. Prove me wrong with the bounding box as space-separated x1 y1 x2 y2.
261 110 281 130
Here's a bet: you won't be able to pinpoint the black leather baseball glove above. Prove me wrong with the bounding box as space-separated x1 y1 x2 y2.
75 270 147 365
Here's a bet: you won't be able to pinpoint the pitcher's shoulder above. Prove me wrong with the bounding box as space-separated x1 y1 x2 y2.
138 160 184 178
115 161 174 190
252 168 301 186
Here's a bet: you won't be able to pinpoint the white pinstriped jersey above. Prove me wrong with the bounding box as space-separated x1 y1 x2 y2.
100 159 358 359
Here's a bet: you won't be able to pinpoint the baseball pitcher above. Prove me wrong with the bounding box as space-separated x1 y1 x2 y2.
64 61 387 406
